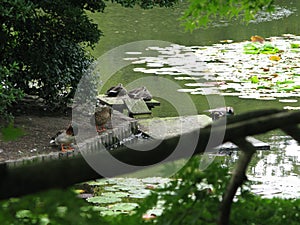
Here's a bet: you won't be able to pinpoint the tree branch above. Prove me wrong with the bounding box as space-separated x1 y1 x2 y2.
1 109 300 200
218 138 257 225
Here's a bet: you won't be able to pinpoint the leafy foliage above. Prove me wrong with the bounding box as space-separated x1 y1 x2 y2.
0 63 24 123
110 0 178 9
0 0 179 121
1 0 101 111
0 189 110 225
1 156 300 224
181 0 275 30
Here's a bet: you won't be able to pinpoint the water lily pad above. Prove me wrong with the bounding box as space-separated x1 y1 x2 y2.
250 76 259 83
125 52 142 55
128 35 300 102
101 210 124 216
283 106 300 110
128 189 151 199
101 192 129 198
86 196 122 204
255 97 276 100
103 186 120 192
177 88 196 93
279 99 298 103
109 203 139 211
87 180 108 186
291 43 300 48
141 177 170 184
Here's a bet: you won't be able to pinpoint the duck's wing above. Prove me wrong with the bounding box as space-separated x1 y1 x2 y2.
50 131 63 145
95 111 110 126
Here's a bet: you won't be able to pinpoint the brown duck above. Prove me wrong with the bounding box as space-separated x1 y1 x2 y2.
91 106 112 132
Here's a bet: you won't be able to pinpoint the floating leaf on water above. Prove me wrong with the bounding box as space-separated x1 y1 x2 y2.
177 89 196 93
276 80 294 85
251 35 264 43
113 185 139 192
281 87 295 91
147 63 164 68
86 196 122 204
174 77 199 80
291 49 300 53
129 36 300 101
109 203 139 212
101 192 129 198
250 76 259 84
128 189 151 199
256 97 276 100
257 86 271 89
125 52 142 55
283 106 300 110
269 55 281 61
101 210 124 216
87 179 108 186
260 44 279 54
141 177 170 184
103 186 119 192
123 57 139 61
291 43 300 48
239 94 260 99
279 99 298 103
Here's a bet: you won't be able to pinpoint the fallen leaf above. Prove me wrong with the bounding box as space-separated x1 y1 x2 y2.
269 55 281 61
251 35 264 43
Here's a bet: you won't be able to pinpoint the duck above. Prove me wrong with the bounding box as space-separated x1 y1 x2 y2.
106 83 127 97
50 124 77 152
91 106 112 133
205 106 234 120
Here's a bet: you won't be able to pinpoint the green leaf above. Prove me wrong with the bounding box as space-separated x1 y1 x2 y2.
250 76 259 84
109 203 139 212
15 209 33 219
291 43 300 48
86 196 122 204
276 80 295 85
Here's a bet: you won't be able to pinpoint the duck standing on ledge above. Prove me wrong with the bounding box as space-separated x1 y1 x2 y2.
205 106 234 120
50 124 77 152
91 106 112 133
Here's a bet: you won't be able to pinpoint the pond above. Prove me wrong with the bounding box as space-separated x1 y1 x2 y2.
88 0 300 199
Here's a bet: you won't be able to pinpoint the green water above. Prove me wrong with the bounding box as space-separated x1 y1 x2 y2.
88 0 300 198
90 0 300 56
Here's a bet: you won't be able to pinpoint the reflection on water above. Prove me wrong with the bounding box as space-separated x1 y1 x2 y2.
249 136 300 198
210 4 296 27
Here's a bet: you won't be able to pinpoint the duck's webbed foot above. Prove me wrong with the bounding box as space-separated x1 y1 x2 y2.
96 125 106 133
61 144 74 152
